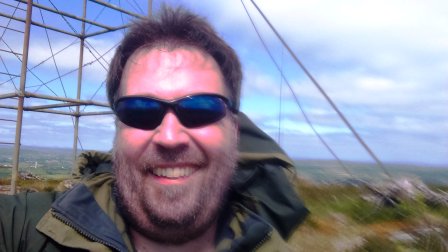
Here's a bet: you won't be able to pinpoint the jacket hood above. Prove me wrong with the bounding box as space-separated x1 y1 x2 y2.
238 112 295 168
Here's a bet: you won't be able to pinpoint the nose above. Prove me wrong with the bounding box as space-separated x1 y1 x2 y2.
152 111 189 148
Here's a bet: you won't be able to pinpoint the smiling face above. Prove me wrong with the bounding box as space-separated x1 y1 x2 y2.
112 46 238 244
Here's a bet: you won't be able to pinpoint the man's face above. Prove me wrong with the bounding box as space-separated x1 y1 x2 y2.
112 46 238 244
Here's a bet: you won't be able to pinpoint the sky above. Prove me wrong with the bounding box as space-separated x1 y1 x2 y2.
0 0 447 167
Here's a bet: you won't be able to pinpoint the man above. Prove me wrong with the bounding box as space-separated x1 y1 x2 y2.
0 7 307 251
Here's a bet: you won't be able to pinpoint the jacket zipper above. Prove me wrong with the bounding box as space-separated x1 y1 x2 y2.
251 230 272 252
51 208 125 252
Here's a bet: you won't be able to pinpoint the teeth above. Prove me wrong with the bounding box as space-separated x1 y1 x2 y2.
153 167 194 179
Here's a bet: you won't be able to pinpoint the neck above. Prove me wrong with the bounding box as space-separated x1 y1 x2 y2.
130 222 217 252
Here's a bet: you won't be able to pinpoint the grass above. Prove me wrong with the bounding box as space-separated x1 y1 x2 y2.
0 177 67 192
354 235 399 252
290 179 448 251
413 226 448 252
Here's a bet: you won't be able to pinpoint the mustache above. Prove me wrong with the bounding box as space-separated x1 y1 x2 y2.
127 145 208 170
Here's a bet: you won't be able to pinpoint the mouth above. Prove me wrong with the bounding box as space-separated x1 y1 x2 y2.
150 167 197 179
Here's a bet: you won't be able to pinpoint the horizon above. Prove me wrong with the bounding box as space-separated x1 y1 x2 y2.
1 144 447 169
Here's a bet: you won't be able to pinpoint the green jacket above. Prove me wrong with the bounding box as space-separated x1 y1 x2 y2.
0 113 308 251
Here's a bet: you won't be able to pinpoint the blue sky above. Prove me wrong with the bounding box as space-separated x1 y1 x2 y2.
1 0 447 167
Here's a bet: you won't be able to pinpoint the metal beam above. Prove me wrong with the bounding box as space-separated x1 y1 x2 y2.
11 0 32 195
0 104 19 110
23 92 109 107
0 12 79 37
72 0 87 172
0 104 112 115
23 108 76 116
79 111 113 116
0 93 19 100
0 1 27 11
84 24 130 38
25 102 79 110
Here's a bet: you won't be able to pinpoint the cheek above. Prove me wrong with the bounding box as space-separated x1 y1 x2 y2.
116 127 153 157
192 122 236 153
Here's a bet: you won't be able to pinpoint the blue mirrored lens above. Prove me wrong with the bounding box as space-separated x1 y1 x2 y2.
114 94 230 130
115 98 165 129
177 95 226 127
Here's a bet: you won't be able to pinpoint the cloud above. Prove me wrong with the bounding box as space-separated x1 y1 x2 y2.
79 114 115 131
264 118 351 135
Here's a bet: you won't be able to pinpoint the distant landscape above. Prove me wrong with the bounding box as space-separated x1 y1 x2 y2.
1 145 447 185
0 145 75 179
295 159 448 185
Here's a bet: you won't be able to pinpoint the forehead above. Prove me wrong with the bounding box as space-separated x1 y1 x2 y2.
119 46 227 99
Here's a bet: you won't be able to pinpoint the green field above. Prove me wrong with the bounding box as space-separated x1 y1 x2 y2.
0 146 74 179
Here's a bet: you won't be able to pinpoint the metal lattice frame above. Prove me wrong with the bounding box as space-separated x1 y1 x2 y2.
0 0 151 194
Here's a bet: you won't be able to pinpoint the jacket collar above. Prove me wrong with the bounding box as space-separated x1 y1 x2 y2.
37 174 132 251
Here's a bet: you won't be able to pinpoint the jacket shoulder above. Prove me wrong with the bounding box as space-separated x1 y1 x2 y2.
0 191 59 251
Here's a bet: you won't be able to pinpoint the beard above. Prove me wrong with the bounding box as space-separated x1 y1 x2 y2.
112 124 238 245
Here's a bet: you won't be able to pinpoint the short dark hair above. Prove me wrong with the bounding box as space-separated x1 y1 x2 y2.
106 6 242 109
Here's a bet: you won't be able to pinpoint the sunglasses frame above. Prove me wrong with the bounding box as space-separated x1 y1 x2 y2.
112 93 238 130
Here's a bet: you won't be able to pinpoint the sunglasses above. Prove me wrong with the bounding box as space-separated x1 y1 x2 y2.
113 94 237 130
